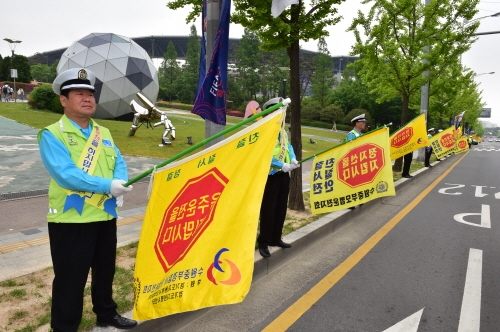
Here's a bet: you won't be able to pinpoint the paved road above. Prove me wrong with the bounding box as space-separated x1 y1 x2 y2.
177 142 500 331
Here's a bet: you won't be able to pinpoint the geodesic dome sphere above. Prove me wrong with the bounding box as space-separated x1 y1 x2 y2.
57 33 159 119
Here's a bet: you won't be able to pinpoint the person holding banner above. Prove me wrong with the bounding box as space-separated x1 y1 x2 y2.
346 114 366 141
425 128 435 167
401 152 413 178
38 68 137 331
258 98 298 258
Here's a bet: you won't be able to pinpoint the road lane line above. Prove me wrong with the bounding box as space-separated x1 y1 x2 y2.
457 248 482 332
262 153 468 332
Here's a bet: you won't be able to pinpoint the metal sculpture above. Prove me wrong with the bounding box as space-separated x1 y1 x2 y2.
128 93 176 145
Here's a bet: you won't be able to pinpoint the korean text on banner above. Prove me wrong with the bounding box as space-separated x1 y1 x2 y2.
455 137 469 155
133 109 284 321
390 114 428 160
428 126 457 159
310 127 395 214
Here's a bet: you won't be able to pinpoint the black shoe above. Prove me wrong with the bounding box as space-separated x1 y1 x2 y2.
259 247 271 258
425 165 433 167
436 159 441 161
348 206 356 210
271 240 292 248
402 174 413 178
96 315 137 329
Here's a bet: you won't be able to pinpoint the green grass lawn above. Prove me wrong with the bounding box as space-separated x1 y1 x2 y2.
0 103 346 160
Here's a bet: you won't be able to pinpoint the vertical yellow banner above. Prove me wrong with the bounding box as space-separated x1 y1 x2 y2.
428 126 457 159
310 127 395 214
390 114 428 160
455 137 469 154
133 110 284 320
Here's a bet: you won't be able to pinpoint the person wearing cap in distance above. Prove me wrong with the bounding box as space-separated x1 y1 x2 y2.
346 113 366 141
257 97 299 258
425 128 435 167
37 68 137 331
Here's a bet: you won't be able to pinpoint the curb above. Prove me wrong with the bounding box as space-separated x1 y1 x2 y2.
111 156 453 332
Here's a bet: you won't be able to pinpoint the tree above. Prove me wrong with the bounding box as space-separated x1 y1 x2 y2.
167 0 347 210
234 29 263 100
159 41 181 101
348 0 479 170
310 38 335 108
178 25 201 104
0 56 11 81
10 55 32 83
31 64 50 82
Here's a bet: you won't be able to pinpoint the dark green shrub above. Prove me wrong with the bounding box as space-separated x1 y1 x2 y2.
28 85 59 112
50 95 64 114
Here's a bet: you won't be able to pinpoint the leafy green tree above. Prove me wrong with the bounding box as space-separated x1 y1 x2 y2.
167 0 347 210
234 29 263 100
10 55 32 83
159 41 181 101
321 105 344 124
259 49 289 101
31 64 50 82
0 56 11 81
348 0 479 170
310 38 335 108
178 24 200 104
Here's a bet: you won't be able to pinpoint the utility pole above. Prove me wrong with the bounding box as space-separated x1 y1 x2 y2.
204 0 225 147
417 0 431 162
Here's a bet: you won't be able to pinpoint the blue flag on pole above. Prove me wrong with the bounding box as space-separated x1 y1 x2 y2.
192 0 230 125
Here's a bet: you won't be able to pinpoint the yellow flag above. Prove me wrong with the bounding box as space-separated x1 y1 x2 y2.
428 126 457 159
310 127 395 214
389 114 428 160
132 110 284 320
455 137 469 154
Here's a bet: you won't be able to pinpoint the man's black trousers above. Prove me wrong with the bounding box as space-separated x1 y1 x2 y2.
48 219 118 332
402 152 413 176
258 172 290 247
424 147 432 166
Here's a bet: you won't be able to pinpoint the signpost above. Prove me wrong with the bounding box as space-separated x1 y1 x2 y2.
10 69 17 103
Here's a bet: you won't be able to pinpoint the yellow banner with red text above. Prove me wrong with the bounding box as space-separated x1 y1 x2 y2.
132 110 284 320
310 127 395 214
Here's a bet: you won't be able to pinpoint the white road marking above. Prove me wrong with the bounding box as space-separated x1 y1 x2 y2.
458 248 482 332
382 308 423 332
454 205 491 228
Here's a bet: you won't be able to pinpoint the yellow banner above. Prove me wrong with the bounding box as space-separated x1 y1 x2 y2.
428 126 457 159
455 137 469 154
133 110 284 320
389 114 428 160
310 127 395 214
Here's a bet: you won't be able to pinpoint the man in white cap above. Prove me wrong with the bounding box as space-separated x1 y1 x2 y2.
346 113 366 141
37 68 137 331
425 128 435 167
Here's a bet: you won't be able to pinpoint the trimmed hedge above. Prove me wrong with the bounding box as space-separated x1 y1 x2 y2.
28 84 63 113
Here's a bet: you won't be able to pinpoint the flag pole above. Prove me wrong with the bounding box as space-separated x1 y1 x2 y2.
124 98 291 187
298 123 393 165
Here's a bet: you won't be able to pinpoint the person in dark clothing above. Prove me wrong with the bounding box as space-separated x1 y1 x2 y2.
401 152 413 178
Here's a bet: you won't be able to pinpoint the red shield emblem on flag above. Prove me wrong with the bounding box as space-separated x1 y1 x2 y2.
458 139 467 149
337 143 385 188
154 168 228 273
391 127 413 148
440 133 455 148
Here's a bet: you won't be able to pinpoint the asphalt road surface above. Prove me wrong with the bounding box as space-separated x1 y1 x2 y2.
179 142 500 332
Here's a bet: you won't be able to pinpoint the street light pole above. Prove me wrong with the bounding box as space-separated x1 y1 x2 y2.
417 0 431 162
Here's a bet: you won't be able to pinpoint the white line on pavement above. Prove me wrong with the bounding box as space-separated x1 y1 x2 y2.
458 248 482 332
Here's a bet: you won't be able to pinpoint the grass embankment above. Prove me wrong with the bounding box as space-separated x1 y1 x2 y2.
0 103 436 331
